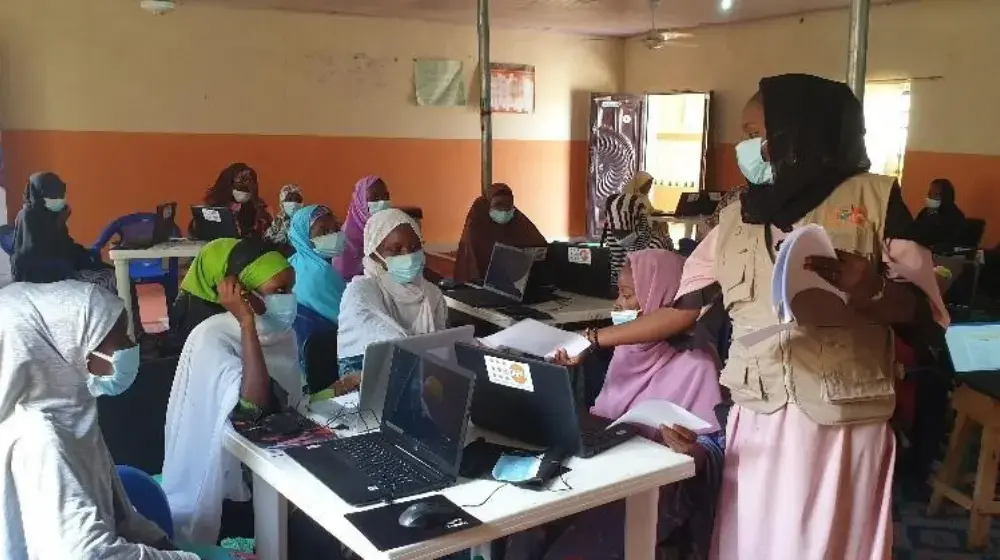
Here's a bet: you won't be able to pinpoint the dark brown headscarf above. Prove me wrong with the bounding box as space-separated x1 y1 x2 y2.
203 163 272 238
454 183 546 283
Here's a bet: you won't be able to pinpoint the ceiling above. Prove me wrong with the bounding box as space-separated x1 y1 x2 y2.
195 0 899 36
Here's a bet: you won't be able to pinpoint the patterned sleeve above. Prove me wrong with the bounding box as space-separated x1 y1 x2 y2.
705 185 747 230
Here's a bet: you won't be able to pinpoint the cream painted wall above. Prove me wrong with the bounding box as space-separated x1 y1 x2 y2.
0 0 622 140
624 0 1000 155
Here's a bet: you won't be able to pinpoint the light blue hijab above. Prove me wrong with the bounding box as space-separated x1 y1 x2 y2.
288 204 346 322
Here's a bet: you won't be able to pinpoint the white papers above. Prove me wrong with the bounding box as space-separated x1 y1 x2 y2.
738 224 847 347
414 59 466 107
610 399 712 432
479 319 591 359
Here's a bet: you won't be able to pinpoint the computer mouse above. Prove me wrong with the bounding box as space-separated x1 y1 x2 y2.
397 501 462 529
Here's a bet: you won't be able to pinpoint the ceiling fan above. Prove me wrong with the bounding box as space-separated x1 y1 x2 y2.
640 0 696 50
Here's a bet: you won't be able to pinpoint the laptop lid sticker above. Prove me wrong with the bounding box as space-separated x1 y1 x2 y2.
567 247 592 265
202 208 222 222
484 355 535 393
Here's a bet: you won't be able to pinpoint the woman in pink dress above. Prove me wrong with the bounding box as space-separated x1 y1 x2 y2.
576 74 948 560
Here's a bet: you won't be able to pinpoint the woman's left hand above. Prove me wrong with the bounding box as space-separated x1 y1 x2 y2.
803 250 881 304
659 424 699 456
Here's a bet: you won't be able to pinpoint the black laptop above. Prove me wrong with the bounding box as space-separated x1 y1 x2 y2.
672 192 722 217
547 241 616 300
116 202 178 250
285 344 476 506
190 205 239 240
454 342 638 458
447 243 536 308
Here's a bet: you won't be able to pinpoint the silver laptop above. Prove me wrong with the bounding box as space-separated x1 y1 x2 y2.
358 326 476 422
945 322 1000 375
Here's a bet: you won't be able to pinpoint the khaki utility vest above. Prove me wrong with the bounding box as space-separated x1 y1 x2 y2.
715 173 897 425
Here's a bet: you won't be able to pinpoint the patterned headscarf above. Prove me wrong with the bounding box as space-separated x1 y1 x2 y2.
264 184 303 244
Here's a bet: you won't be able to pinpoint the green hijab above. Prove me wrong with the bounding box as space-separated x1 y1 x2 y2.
181 238 290 303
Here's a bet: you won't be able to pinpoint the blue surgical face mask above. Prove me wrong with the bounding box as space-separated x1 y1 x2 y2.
489 209 516 225
925 198 941 210
368 200 392 215
736 137 774 185
87 346 141 397
44 198 67 212
380 250 426 284
492 453 541 483
610 309 640 325
257 293 297 333
282 201 303 217
312 232 345 258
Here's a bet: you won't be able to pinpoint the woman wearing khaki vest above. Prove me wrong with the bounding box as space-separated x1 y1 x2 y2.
578 74 948 559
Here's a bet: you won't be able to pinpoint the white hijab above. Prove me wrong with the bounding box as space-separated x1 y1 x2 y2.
0 281 194 559
362 209 444 335
161 312 305 545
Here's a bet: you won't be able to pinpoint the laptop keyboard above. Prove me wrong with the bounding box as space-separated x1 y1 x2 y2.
327 435 443 498
493 304 553 321
447 287 514 308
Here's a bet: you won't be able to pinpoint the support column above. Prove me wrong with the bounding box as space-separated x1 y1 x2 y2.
477 0 492 196
846 0 871 100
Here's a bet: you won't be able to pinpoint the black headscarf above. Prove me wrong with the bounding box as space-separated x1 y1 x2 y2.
11 172 88 282
740 74 871 230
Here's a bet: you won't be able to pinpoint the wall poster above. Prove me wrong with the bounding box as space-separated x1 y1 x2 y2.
490 63 534 114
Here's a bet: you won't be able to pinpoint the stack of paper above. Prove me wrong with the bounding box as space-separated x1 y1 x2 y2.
610 399 712 433
737 224 847 347
479 319 591 359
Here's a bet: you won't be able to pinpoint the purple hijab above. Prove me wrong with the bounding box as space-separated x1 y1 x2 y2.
591 249 723 431
333 175 381 280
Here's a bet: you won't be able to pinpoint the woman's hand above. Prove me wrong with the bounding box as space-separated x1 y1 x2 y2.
659 424 699 456
331 373 362 396
218 276 256 326
550 348 586 366
803 250 882 304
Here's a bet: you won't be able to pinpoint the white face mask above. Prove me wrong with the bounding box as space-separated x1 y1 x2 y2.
232 190 252 203
281 201 303 217
925 198 941 210
610 309 639 325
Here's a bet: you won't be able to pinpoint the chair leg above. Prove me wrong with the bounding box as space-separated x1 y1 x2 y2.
968 426 1000 549
929 412 974 515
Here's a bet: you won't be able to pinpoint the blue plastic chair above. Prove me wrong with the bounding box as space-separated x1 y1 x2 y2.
93 213 181 305
0 224 13 256
115 465 175 539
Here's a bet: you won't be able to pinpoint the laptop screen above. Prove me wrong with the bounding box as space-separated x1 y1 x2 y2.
945 323 1000 373
382 346 474 475
484 243 533 300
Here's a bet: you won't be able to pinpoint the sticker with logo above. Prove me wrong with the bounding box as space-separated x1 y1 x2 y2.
826 205 868 227
484 355 534 392
567 247 592 265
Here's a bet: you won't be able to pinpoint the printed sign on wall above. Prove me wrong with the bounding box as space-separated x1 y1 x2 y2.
490 63 535 114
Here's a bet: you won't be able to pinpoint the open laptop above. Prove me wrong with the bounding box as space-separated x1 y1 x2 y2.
454 342 638 458
116 202 178 250
547 241 617 300
945 323 1000 377
285 344 476 506
190 205 239 240
671 192 722 217
359 326 476 423
446 243 535 308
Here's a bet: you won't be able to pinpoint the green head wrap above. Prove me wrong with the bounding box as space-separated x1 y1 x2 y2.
181 238 290 303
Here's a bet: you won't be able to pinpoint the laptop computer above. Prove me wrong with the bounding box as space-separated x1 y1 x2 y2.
520 245 558 304
454 342 638 458
945 322 1000 376
446 243 535 308
116 202 178 250
190 205 239 240
672 192 722 217
547 241 617 300
285 344 476 506
359 326 476 423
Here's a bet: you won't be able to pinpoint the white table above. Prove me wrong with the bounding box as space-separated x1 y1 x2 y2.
108 239 205 338
444 290 616 329
224 423 694 560
649 215 710 241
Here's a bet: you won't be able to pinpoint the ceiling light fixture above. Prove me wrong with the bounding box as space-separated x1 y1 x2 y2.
720 0 733 11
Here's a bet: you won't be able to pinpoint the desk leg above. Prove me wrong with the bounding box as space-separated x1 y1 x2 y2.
113 259 134 339
253 473 288 560
624 488 658 560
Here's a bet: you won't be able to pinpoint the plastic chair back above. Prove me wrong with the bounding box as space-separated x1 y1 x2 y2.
92 212 181 302
0 225 14 256
115 465 174 539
